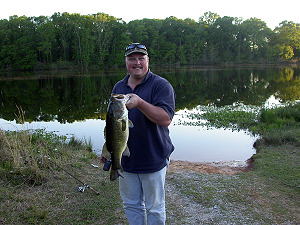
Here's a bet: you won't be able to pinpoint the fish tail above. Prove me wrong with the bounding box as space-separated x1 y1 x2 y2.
110 168 124 181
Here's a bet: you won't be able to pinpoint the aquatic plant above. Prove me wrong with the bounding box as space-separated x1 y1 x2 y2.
177 103 261 132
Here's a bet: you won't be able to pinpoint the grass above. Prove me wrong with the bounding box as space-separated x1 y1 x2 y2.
0 102 299 224
179 103 261 131
0 127 97 185
0 128 126 224
252 144 300 189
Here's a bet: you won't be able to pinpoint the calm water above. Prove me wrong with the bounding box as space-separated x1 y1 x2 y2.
0 66 299 162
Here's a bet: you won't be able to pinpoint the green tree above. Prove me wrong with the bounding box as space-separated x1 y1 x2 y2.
107 20 131 66
273 21 300 60
199 11 219 28
34 16 56 63
199 12 220 64
127 18 163 62
0 16 37 70
92 13 118 66
239 18 273 61
209 16 241 62
51 12 72 62
0 12 298 71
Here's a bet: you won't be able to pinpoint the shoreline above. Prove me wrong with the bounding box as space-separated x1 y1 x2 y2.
168 159 252 175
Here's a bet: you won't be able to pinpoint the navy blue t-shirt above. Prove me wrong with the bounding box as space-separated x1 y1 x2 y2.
112 70 175 173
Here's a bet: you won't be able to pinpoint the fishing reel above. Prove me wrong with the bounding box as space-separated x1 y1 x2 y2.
78 184 89 193
78 186 86 192
103 159 112 171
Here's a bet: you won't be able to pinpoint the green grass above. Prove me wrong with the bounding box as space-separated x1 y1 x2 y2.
0 128 96 185
252 144 300 189
251 102 300 190
0 128 126 224
253 102 300 134
180 103 260 131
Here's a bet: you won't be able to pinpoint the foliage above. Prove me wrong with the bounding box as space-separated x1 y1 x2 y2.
180 100 299 136
0 12 299 71
254 101 300 140
178 103 260 131
273 21 300 60
0 127 93 185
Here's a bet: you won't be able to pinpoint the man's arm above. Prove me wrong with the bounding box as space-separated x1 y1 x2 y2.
126 93 171 127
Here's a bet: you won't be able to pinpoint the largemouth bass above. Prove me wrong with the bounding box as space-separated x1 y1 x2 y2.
102 94 133 181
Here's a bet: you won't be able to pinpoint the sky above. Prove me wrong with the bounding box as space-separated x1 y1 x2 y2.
1 0 299 30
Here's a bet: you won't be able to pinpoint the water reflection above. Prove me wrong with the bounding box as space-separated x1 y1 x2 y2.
170 109 257 162
0 115 257 163
0 66 298 162
170 124 256 162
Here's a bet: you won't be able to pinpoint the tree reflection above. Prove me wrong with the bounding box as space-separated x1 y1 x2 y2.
0 67 298 123
271 67 300 101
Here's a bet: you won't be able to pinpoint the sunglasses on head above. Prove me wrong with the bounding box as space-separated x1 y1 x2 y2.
126 43 147 51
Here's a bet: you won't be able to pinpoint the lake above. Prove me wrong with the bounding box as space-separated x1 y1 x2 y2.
0 66 299 162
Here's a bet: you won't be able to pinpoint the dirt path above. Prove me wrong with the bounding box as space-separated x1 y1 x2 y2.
165 160 251 224
164 160 298 224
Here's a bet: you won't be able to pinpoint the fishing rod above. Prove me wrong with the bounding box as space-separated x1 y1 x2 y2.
51 160 100 195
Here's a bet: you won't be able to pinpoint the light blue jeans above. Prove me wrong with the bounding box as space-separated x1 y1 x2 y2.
119 163 168 225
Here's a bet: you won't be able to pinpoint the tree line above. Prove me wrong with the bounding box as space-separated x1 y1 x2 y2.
0 11 299 71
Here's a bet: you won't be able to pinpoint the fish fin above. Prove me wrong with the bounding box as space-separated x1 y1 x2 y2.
128 120 134 128
121 119 126 131
110 169 124 181
101 143 111 159
122 146 130 157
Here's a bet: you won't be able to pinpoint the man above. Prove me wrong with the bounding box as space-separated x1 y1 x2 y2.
102 43 175 225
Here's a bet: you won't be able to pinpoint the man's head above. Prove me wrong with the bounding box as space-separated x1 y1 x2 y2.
125 43 149 79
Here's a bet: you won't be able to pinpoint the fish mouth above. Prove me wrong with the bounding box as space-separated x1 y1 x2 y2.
112 94 125 99
111 94 129 103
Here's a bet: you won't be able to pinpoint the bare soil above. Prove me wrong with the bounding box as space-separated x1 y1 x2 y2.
168 160 250 175
165 160 299 224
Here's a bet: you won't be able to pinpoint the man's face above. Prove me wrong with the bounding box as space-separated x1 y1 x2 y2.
125 53 149 79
